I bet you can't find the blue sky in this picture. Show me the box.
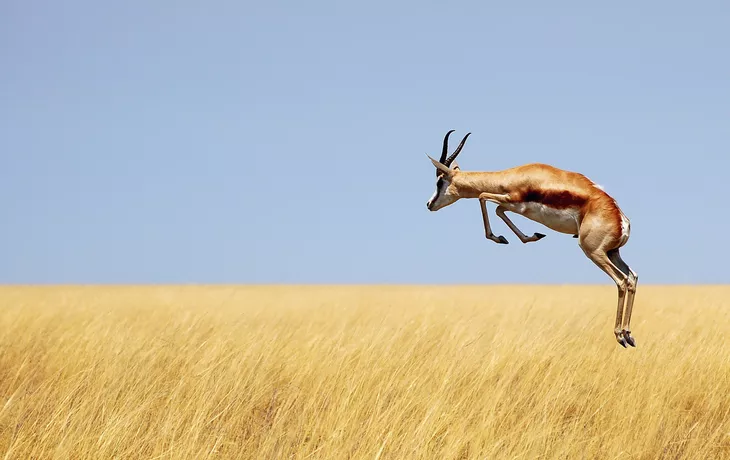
[1,1,728,284]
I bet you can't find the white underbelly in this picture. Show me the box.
[509,202,580,234]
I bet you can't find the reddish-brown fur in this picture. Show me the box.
[521,189,586,209]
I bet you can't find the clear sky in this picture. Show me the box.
[1,1,728,284]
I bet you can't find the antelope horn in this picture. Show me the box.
[444,132,471,167]
[439,130,455,165]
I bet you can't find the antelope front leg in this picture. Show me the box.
[479,196,509,244]
[496,206,546,243]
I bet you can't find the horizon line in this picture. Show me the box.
[0,283,727,287]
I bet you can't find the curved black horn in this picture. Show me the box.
[439,129,455,164]
[444,132,471,167]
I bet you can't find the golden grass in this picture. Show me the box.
[1,285,729,459]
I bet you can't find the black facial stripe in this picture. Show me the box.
[432,178,444,202]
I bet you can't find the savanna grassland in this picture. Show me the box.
[0,285,729,459]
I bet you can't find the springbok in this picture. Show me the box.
[425,130,638,348]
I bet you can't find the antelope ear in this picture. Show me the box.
[451,160,460,171]
[426,154,453,176]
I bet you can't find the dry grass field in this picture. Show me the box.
[0,285,729,459]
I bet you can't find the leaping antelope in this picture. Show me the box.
[425,130,638,348]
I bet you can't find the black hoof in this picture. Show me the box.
[572,234,579,238]
[625,335,636,347]
[617,336,628,348]
[497,235,509,244]
[534,233,546,240]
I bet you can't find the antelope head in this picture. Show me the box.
[425,129,471,211]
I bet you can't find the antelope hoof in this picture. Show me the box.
[497,235,509,244]
[615,331,628,348]
[624,333,636,348]
[533,233,546,240]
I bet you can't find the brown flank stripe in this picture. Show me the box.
[522,189,586,209]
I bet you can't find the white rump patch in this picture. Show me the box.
[619,212,631,244]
